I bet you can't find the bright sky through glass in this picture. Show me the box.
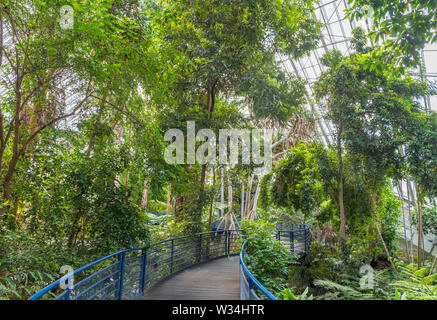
[281,0,437,116]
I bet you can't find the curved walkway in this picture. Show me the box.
[29,227,309,300]
[142,256,240,300]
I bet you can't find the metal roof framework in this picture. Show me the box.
[281,0,436,145]
[279,0,436,253]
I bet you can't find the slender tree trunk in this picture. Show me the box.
[370,193,400,277]
[406,181,415,263]
[175,195,184,218]
[226,176,233,228]
[241,182,245,219]
[3,153,19,201]
[208,168,216,230]
[398,181,410,262]
[220,168,224,218]
[0,10,3,173]
[200,164,207,189]
[200,82,216,189]
[166,183,172,216]
[245,174,254,217]
[416,194,423,268]
[85,106,104,157]
[430,251,437,276]
[3,86,22,201]
[250,184,261,220]
[337,122,346,235]
[0,9,3,67]
[124,127,132,197]
[140,177,149,211]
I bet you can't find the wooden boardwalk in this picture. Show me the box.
[141,256,240,300]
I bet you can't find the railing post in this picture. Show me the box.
[170,239,174,274]
[290,230,294,254]
[224,231,228,255]
[117,252,125,300]
[227,230,231,255]
[305,227,309,253]
[248,277,254,299]
[65,279,71,300]
[198,234,203,263]
[139,250,147,296]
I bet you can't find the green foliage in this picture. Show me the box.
[412,205,437,237]
[21,128,150,252]
[348,0,437,67]
[0,223,98,299]
[240,220,294,297]
[405,113,437,200]
[375,182,402,253]
[146,0,323,231]
[389,261,437,300]
[280,287,313,300]
[287,242,344,296]
[240,65,308,122]
[258,173,272,210]
[313,279,374,300]
[315,27,429,191]
[288,243,437,300]
[269,142,325,219]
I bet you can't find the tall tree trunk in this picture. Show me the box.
[3,87,22,201]
[370,193,400,277]
[85,106,104,157]
[3,153,19,201]
[416,190,423,268]
[140,177,150,211]
[0,10,3,173]
[0,9,3,67]
[406,181,415,263]
[124,127,132,197]
[208,168,216,230]
[200,82,216,190]
[241,182,245,219]
[430,251,437,276]
[337,122,346,235]
[398,181,410,262]
[245,174,254,217]
[175,195,184,218]
[250,184,261,220]
[220,167,224,218]
[200,164,207,190]
[166,183,172,216]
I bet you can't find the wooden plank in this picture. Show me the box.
[141,256,240,300]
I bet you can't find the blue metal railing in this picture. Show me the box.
[29,224,309,300]
[275,223,310,259]
[239,224,310,300]
[239,241,277,300]
[29,230,239,300]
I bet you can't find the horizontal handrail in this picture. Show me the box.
[239,224,310,300]
[240,241,278,300]
[29,225,309,300]
[29,230,238,300]
[28,249,128,300]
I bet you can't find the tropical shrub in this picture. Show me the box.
[240,220,294,297]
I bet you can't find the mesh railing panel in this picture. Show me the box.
[30,226,308,301]
[30,230,239,300]
[240,224,310,300]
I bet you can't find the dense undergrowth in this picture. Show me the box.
[241,220,437,300]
